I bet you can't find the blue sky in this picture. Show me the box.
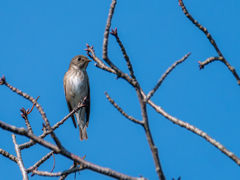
[1,0,240,179]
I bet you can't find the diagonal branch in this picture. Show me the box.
[179,0,222,57]
[100,0,137,86]
[145,52,191,102]
[58,163,77,180]
[86,45,137,86]
[105,92,143,124]
[27,151,54,173]
[178,0,240,85]
[0,121,146,180]
[141,89,240,165]
[0,76,63,148]
[0,148,18,163]
[86,44,116,74]
[12,134,29,180]
[110,28,136,79]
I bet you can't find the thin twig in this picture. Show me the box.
[105,92,143,124]
[32,166,86,177]
[145,52,191,102]
[50,153,55,172]
[0,148,18,163]
[110,28,136,79]
[26,151,54,173]
[58,163,76,180]
[20,107,34,134]
[12,134,29,180]
[27,96,40,115]
[0,121,146,180]
[198,56,222,70]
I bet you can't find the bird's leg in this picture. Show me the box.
[81,96,90,107]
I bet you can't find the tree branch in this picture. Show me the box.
[105,92,143,124]
[0,148,18,163]
[110,28,136,79]
[32,166,85,177]
[27,151,54,173]
[0,121,146,180]
[178,0,240,85]
[19,100,86,150]
[12,134,28,180]
[145,52,191,102]
[0,76,63,148]
[141,90,240,165]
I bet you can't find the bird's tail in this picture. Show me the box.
[79,125,88,141]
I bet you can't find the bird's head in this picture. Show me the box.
[69,55,91,70]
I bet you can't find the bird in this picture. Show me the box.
[63,55,91,141]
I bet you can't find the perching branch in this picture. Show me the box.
[19,100,87,150]
[0,120,145,180]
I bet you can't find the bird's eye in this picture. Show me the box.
[78,58,81,61]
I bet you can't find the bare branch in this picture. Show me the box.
[178,0,222,56]
[145,52,191,102]
[102,0,117,63]
[20,107,34,134]
[141,90,240,165]
[86,44,116,74]
[1,77,63,148]
[100,0,138,86]
[136,86,165,180]
[27,151,54,173]
[12,134,28,180]
[0,148,18,163]
[178,0,240,84]
[198,57,221,70]
[110,28,136,79]
[0,121,146,180]
[58,163,76,180]
[105,92,143,124]
[32,166,85,177]
[19,100,87,150]
[86,44,137,86]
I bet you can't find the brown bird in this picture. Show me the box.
[63,55,91,141]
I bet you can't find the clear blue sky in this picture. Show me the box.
[1,0,240,180]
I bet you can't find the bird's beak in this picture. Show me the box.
[86,59,92,63]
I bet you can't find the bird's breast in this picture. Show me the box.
[65,70,88,103]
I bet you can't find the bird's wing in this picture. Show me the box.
[64,72,77,128]
[86,77,90,127]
